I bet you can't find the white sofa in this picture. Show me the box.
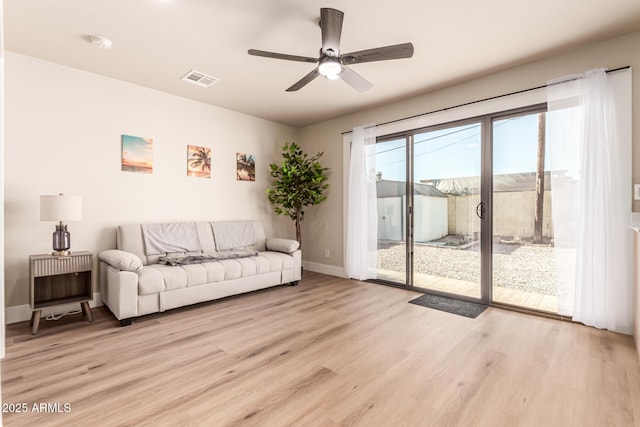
[99,221,301,326]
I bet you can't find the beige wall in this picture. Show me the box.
[492,191,553,239]
[448,192,552,239]
[0,4,5,356]
[299,31,640,271]
[634,231,640,359]
[448,194,481,237]
[4,52,298,309]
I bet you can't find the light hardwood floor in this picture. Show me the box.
[2,271,640,426]
[378,268,558,313]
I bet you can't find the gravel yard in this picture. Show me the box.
[378,242,557,296]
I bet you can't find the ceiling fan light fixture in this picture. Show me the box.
[318,57,341,77]
[247,8,414,92]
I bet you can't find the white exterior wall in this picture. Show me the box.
[414,196,448,243]
[377,195,448,242]
[377,197,403,241]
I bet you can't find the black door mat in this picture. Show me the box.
[408,294,487,319]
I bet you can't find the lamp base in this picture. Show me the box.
[51,250,72,256]
[52,223,71,256]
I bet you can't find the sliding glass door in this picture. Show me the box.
[375,137,407,285]
[491,110,557,312]
[412,122,482,299]
[374,122,483,300]
[373,105,558,313]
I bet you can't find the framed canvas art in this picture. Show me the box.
[187,145,211,178]
[122,134,153,173]
[236,153,255,181]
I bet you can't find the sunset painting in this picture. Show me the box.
[236,153,255,181]
[122,134,153,173]
[187,145,211,178]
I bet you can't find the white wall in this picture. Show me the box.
[1,0,6,357]
[299,31,640,272]
[4,52,299,312]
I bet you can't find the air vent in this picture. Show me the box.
[180,70,219,88]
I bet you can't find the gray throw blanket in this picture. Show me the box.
[158,249,258,266]
[142,222,202,255]
[210,221,256,251]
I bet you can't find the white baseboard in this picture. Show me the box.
[6,293,103,324]
[302,261,347,278]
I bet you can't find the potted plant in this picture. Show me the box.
[266,142,329,249]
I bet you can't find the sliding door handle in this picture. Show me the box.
[476,201,485,219]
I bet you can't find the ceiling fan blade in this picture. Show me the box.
[339,66,372,93]
[248,49,318,63]
[320,8,344,55]
[286,68,321,92]
[341,42,414,65]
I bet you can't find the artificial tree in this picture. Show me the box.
[266,142,329,249]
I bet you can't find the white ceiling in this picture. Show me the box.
[5,0,640,127]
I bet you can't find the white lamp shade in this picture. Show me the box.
[40,194,83,222]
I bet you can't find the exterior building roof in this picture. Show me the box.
[421,171,555,196]
[376,179,448,198]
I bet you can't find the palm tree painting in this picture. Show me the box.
[187,145,212,178]
[236,153,256,181]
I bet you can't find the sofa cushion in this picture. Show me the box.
[148,264,188,291]
[137,267,165,295]
[118,221,268,266]
[142,222,202,255]
[253,255,271,275]
[203,261,226,283]
[218,259,242,280]
[211,221,256,251]
[259,251,294,271]
[136,250,295,296]
[210,220,266,252]
[272,252,294,269]
[236,257,257,277]
[182,264,208,287]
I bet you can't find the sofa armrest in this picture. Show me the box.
[266,238,300,254]
[99,249,143,271]
[100,262,139,320]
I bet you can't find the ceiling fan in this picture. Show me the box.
[248,8,414,92]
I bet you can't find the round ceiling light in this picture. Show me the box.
[90,35,112,50]
[318,57,341,77]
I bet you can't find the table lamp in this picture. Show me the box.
[40,193,83,256]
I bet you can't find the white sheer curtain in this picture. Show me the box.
[345,125,377,280]
[548,68,632,333]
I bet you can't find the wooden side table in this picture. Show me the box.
[29,251,94,335]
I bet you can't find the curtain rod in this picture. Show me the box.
[341,65,630,135]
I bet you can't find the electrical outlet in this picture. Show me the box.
[635,184,640,200]
[324,249,330,258]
